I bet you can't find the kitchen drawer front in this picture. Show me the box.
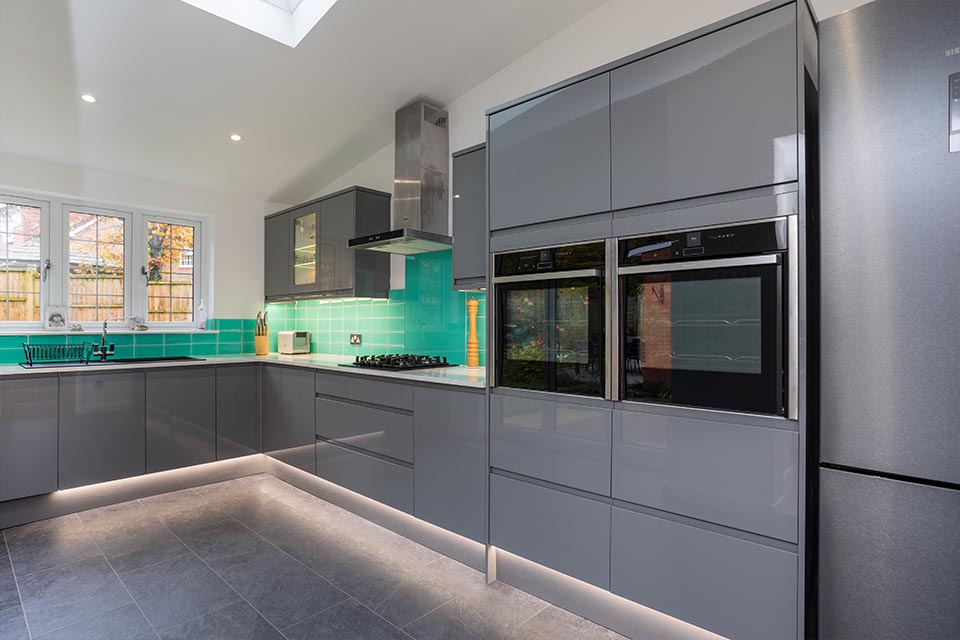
[611,506,797,640]
[610,4,797,210]
[491,393,611,495]
[490,474,610,589]
[0,375,59,502]
[315,372,413,412]
[613,409,798,542]
[315,397,413,463]
[315,440,413,514]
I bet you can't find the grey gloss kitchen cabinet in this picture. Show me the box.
[0,376,59,501]
[488,74,611,230]
[264,187,390,301]
[610,4,797,210]
[262,365,316,474]
[611,506,797,640]
[59,371,146,490]
[452,144,486,289]
[315,396,413,463]
[414,386,486,543]
[216,364,260,460]
[490,473,610,589]
[146,367,216,473]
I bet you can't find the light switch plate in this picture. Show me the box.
[349,333,362,345]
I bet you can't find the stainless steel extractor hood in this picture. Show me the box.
[349,101,452,254]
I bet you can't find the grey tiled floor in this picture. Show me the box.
[0,474,626,640]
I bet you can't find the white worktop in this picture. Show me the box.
[0,353,487,389]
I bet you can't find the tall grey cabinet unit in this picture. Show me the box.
[261,365,316,474]
[610,4,798,210]
[452,144,487,289]
[413,385,486,543]
[488,73,611,231]
[264,186,390,301]
[146,367,216,473]
[59,371,146,490]
[216,364,260,460]
[818,3,960,638]
[0,376,59,502]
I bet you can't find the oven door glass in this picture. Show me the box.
[497,276,605,397]
[621,263,782,414]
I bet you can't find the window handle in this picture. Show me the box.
[42,259,51,282]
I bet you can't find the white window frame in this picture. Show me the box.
[138,213,203,329]
[61,202,134,330]
[0,193,51,331]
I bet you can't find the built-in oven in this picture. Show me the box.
[493,241,609,398]
[616,217,798,418]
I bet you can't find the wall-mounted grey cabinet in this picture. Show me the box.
[261,365,316,474]
[264,186,390,301]
[0,376,59,502]
[414,385,487,543]
[488,73,611,231]
[146,367,216,473]
[610,5,797,210]
[59,371,146,490]
[216,364,260,460]
[452,144,487,289]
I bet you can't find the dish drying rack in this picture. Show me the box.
[22,342,94,367]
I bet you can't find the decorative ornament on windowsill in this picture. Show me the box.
[467,298,480,369]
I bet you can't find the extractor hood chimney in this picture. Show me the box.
[349,101,452,254]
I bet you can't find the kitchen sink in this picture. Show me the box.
[19,356,206,369]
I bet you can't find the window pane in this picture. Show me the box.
[0,201,42,322]
[69,211,125,322]
[147,220,194,323]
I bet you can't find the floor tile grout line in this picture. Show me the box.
[158,518,290,639]
[398,598,452,632]
[86,530,163,640]
[1,530,33,640]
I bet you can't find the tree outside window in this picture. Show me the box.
[147,221,195,322]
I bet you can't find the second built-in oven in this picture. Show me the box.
[617,218,798,418]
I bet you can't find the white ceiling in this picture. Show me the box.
[0,0,871,206]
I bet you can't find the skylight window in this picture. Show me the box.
[180,0,338,48]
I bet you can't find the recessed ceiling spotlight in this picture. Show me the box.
[230,133,243,142]
[80,93,97,103]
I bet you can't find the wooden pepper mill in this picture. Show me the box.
[467,297,480,368]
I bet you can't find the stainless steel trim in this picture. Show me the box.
[492,268,603,284]
[605,239,619,401]
[617,254,779,275]
[786,215,799,421]
[492,238,606,254]
[618,215,790,241]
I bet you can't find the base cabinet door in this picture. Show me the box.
[414,386,486,543]
[490,474,610,589]
[610,506,797,640]
[316,440,413,514]
[0,376,59,501]
[262,365,316,474]
[146,367,216,473]
[59,371,146,490]
[216,365,260,460]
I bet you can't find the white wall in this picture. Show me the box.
[0,151,286,318]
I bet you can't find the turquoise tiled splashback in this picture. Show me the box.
[0,318,255,364]
[266,250,486,365]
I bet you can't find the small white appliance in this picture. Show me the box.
[277,331,311,354]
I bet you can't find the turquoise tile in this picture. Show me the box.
[111,334,135,346]
[241,318,256,331]
[164,333,192,345]
[206,319,219,331]
[218,330,243,344]
[134,345,163,358]
[0,348,23,364]
[67,335,96,346]
[28,335,67,346]
[242,342,256,355]
[218,319,242,331]
[134,333,164,346]
[0,335,27,349]
[192,343,218,357]
[164,344,191,357]
[113,345,134,359]
[218,342,242,355]
[193,331,218,344]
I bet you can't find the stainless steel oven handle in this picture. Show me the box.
[492,268,603,284]
[617,254,779,276]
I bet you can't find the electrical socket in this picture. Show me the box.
[349,333,362,345]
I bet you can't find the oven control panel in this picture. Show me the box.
[619,219,787,266]
[495,241,605,276]
[950,72,960,153]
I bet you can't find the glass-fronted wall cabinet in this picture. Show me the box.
[264,186,390,301]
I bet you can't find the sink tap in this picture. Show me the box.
[94,316,138,361]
